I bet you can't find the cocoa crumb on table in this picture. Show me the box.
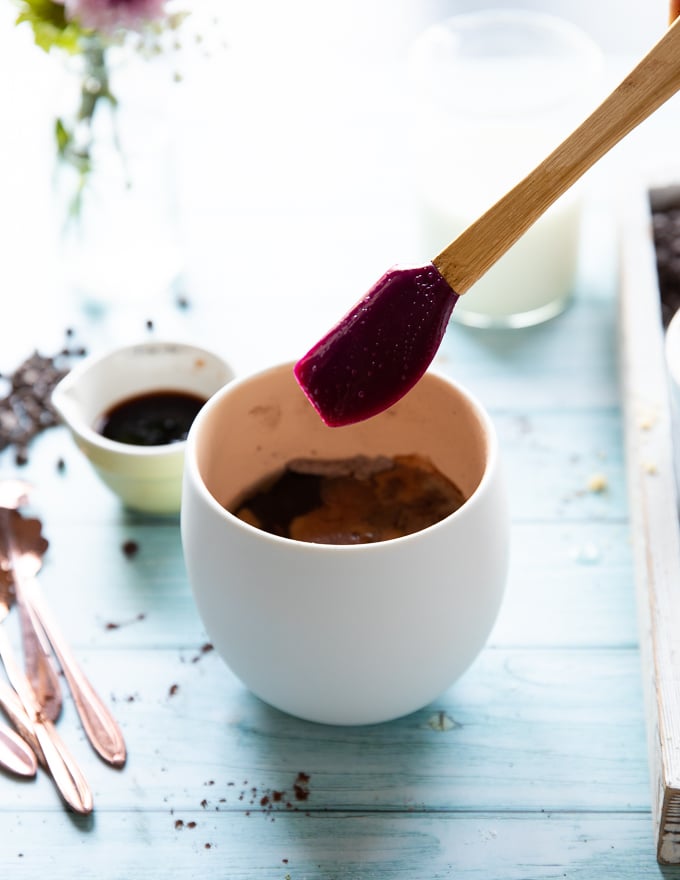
[190,643,214,663]
[121,540,140,559]
[104,612,146,630]
[293,771,311,801]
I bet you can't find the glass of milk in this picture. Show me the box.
[408,10,604,328]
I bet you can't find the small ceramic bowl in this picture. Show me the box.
[181,360,509,725]
[52,340,234,515]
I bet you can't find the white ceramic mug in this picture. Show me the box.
[181,361,509,725]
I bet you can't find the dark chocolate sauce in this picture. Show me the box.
[96,390,205,446]
[232,454,465,544]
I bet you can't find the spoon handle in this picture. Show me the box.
[0,678,42,760]
[0,716,37,777]
[0,627,93,814]
[17,594,62,722]
[21,576,127,769]
[433,15,680,293]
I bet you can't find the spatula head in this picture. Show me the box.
[294,263,458,426]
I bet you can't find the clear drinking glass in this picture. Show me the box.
[409,10,604,328]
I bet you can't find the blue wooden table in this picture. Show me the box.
[1,1,678,876]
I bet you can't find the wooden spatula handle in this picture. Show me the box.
[433,15,680,295]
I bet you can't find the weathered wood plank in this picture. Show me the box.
[0,646,649,815]
[0,811,662,880]
[619,185,680,863]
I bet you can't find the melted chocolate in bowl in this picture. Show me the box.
[232,454,466,544]
[96,390,206,446]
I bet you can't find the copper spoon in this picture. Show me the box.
[295,15,680,426]
[5,511,126,769]
[0,485,62,720]
[0,708,37,777]
[0,677,42,761]
[0,575,92,813]
[0,523,62,722]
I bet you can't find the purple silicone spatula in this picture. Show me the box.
[295,15,680,427]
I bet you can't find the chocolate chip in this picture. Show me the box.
[122,540,139,559]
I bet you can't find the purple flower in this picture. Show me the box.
[64,0,168,33]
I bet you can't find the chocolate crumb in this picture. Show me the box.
[191,642,214,663]
[293,772,311,801]
[187,821,196,829]
[204,843,211,850]
[146,319,154,331]
[0,348,86,464]
[121,540,139,559]
[168,684,179,697]
[175,819,184,829]
[200,799,208,808]
[105,613,145,631]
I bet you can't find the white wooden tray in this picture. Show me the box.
[620,184,680,864]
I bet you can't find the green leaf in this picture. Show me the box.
[54,118,70,156]
[14,0,86,53]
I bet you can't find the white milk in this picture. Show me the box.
[417,124,583,327]
[423,194,581,327]
[408,11,604,328]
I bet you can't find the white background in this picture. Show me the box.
[0,0,677,375]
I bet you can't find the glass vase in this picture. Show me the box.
[54,38,183,316]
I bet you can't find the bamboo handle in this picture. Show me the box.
[433,15,680,294]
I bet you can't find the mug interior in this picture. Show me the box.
[193,363,490,520]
